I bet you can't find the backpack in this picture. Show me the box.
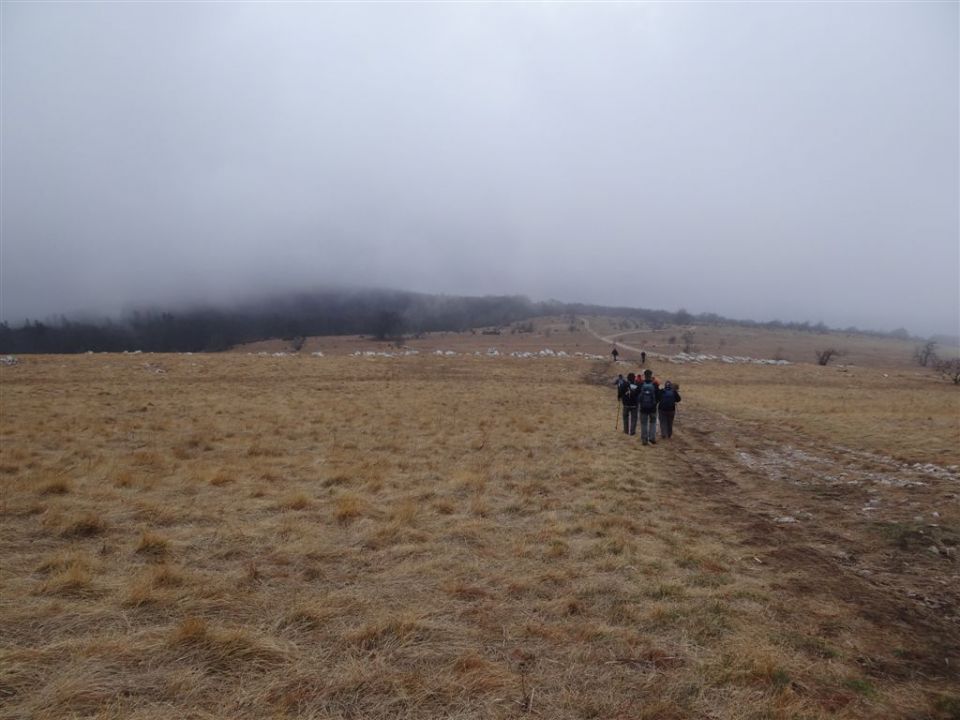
[659,388,676,411]
[621,383,640,406]
[639,381,657,411]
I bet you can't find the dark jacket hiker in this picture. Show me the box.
[619,372,640,435]
[658,381,682,439]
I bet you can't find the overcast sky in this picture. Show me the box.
[2,2,957,336]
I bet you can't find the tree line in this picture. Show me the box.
[0,291,544,353]
[0,288,924,354]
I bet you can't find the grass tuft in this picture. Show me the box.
[39,478,71,495]
[60,512,106,538]
[135,531,170,557]
[277,493,311,511]
[334,493,365,523]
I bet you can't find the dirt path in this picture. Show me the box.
[662,402,959,683]
[581,318,648,357]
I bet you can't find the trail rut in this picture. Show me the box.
[655,403,959,682]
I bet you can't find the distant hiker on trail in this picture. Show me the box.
[641,351,646,365]
[618,372,640,436]
[658,381,682,440]
[638,369,660,445]
[611,346,619,361]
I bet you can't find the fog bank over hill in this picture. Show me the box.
[2,287,952,356]
[2,2,957,336]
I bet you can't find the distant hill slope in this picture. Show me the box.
[0,287,945,355]
[235,314,941,371]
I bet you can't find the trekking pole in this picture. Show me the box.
[615,399,621,431]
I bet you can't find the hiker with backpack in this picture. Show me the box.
[618,372,640,436]
[658,381,682,439]
[638,369,660,445]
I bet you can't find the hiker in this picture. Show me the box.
[638,369,660,445]
[641,351,646,365]
[658,380,682,439]
[611,346,619,361]
[618,372,640,436]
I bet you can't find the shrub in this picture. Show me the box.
[934,357,960,385]
[815,348,841,366]
[913,340,938,367]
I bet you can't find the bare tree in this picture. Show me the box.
[913,340,938,367]
[815,348,841,366]
[289,336,305,353]
[681,330,696,353]
[934,357,960,385]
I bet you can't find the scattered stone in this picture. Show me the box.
[664,351,790,366]
[774,516,797,523]
[1,355,19,366]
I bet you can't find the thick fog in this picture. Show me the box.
[2,2,957,336]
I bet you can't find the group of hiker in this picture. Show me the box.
[614,366,681,445]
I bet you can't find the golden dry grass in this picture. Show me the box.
[682,362,960,467]
[1,342,958,719]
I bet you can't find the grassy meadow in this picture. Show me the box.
[1,341,958,719]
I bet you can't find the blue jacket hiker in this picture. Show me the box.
[638,369,660,445]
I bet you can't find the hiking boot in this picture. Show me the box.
[649,439,657,445]
[642,440,648,446]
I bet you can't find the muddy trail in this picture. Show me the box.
[657,403,960,686]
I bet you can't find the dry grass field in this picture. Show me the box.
[1,329,958,719]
